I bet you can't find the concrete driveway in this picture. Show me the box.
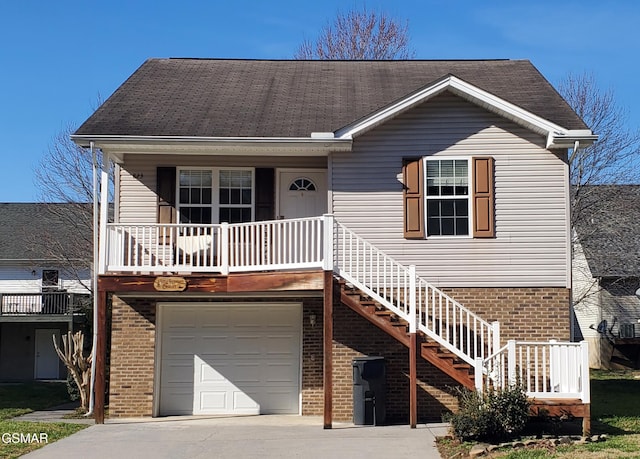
[22,416,447,459]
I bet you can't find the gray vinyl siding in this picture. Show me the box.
[332,93,570,288]
[118,154,327,224]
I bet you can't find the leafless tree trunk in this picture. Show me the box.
[53,331,92,412]
[294,7,415,60]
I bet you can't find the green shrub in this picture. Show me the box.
[446,385,530,443]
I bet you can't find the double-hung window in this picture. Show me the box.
[177,168,254,224]
[403,156,494,239]
[425,159,470,237]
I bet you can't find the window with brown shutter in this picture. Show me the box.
[157,167,176,224]
[403,158,425,238]
[403,156,495,239]
[472,156,495,238]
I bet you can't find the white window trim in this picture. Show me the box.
[176,166,255,224]
[424,157,472,239]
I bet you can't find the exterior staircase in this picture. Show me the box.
[338,278,475,389]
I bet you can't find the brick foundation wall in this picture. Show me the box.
[106,286,569,420]
[108,296,156,417]
[440,287,571,342]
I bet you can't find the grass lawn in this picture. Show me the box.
[437,369,640,458]
[0,382,88,459]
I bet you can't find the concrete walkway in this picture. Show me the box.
[18,409,448,459]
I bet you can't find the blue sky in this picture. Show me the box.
[1,0,639,202]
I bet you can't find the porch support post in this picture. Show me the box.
[323,269,333,429]
[409,331,417,428]
[408,264,417,428]
[94,285,108,424]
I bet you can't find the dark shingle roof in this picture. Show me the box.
[74,59,587,138]
[574,185,640,278]
[0,203,91,263]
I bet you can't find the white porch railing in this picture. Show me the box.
[482,340,590,403]
[103,217,324,275]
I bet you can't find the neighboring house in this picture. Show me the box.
[72,59,595,429]
[572,185,640,369]
[0,203,91,381]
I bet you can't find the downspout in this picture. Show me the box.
[569,140,579,342]
[86,142,98,416]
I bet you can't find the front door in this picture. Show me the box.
[35,329,60,379]
[278,170,327,219]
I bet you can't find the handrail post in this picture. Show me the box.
[507,340,517,387]
[408,265,416,333]
[580,340,590,404]
[220,223,229,275]
[492,321,501,357]
[474,357,484,393]
[322,214,334,272]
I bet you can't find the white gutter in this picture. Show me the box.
[546,130,598,149]
[70,134,352,153]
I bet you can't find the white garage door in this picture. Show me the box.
[158,303,301,416]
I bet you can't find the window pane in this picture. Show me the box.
[456,218,469,236]
[441,200,454,216]
[242,189,251,204]
[441,185,454,196]
[220,170,230,187]
[455,199,468,216]
[179,188,189,204]
[219,208,229,223]
[191,188,201,204]
[427,200,440,218]
[441,218,454,236]
[426,161,439,178]
[427,217,440,236]
[219,188,229,204]
[230,189,241,204]
[202,188,212,205]
[440,160,454,177]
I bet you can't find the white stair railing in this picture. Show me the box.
[483,340,590,403]
[333,220,499,368]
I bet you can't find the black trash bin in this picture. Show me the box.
[352,356,386,425]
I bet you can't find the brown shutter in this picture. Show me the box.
[472,157,495,238]
[403,158,424,239]
[157,167,176,224]
[255,168,275,221]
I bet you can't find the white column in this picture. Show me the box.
[322,214,334,271]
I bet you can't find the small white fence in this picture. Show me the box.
[481,340,590,403]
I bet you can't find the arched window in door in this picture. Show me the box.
[288,177,317,191]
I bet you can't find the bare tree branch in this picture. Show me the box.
[294,7,415,60]
[33,123,114,296]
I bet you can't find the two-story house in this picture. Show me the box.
[72,59,594,430]
[0,203,91,381]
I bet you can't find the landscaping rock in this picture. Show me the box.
[469,443,490,458]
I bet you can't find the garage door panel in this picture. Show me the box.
[232,390,260,412]
[164,335,197,355]
[162,361,194,383]
[265,363,298,383]
[198,357,227,383]
[159,303,301,416]
[199,391,228,411]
